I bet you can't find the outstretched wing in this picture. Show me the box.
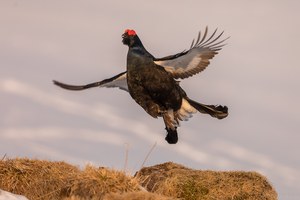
[154,27,229,79]
[53,71,128,92]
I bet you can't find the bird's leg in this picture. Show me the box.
[146,102,164,118]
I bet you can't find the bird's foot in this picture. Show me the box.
[165,127,178,144]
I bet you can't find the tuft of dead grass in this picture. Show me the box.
[0,158,140,200]
[0,157,79,199]
[136,162,278,200]
[69,165,140,199]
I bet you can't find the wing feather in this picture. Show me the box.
[154,27,229,79]
[53,71,128,92]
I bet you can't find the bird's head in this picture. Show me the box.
[122,29,143,48]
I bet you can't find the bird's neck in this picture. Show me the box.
[127,46,154,71]
[126,35,155,71]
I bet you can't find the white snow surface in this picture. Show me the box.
[0,190,28,200]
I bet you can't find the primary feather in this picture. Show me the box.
[53,71,128,91]
[154,27,229,79]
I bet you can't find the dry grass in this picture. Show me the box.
[136,162,278,200]
[0,158,141,200]
[0,158,78,199]
[104,191,175,200]
[0,158,277,200]
[65,192,175,200]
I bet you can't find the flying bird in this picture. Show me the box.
[53,27,229,144]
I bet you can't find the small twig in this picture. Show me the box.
[134,142,157,180]
[123,143,130,173]
[1,154,7,161]
[140,142,157,170]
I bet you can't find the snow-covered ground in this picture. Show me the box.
[0,190,28,200]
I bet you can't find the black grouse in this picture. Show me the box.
[53,27,229,144]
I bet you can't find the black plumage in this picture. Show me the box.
[53,28,229,144]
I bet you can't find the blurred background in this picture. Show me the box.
[1,1,299,199]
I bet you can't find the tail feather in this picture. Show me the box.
[162,98,227,144]
[186,98,228,119]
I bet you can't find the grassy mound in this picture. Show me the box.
[136,162,277,200]
[0,158,277,200]
[0,158,141,199]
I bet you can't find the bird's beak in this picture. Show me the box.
[122,33,128,45]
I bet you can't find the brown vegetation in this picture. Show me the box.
[0,158,277,200]
[136,162,277,200]
[0,158,140,199]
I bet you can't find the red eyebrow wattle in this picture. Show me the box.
[125,29,136,36]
